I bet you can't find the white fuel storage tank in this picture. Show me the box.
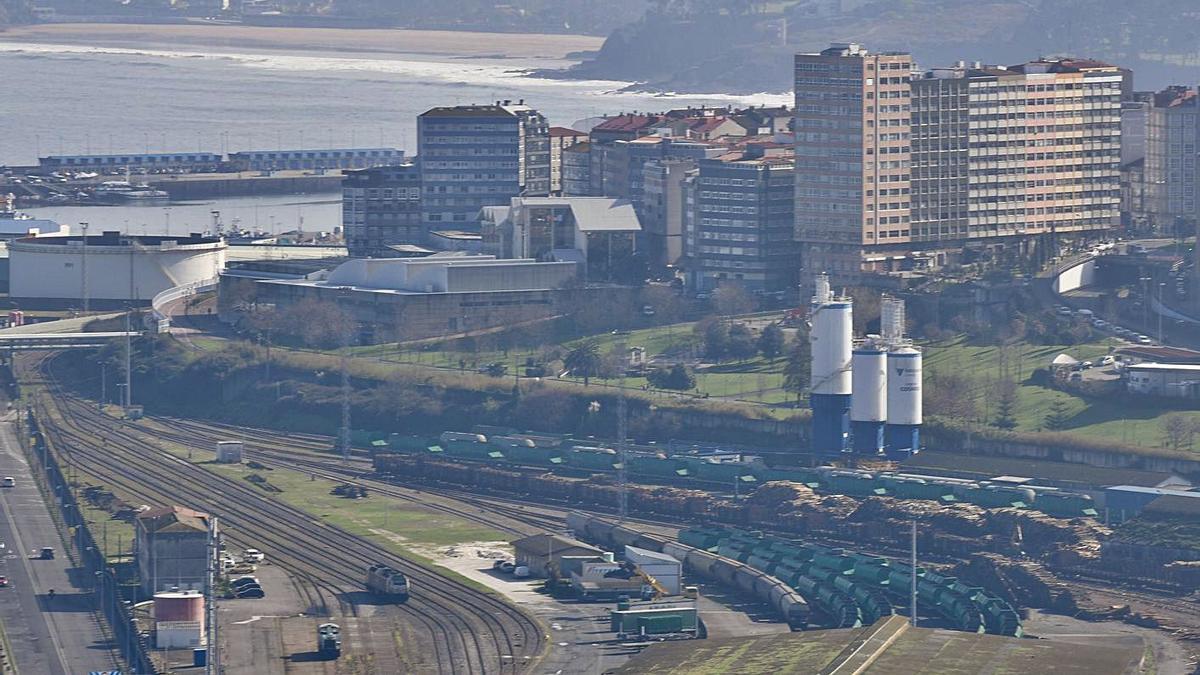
[850,346,887,454]
[885,347,922,458]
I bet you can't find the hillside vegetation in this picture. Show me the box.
[567,0,1200,93]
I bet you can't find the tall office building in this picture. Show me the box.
[342,162,422,258]
[795,43,1123,278]
[417,102,550,229]
[794,43,913,280]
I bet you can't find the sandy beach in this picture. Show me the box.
[0,22,605,59]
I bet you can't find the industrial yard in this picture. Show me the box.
[1,332,1193,673]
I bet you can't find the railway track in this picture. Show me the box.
[31,351,1200,658]
[27,353,546,675]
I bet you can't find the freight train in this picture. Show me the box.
[565,512,810,630]
[378,431,1099,519]
[365,563,410,600]
[679,526,1021,637]
[317,623,341,659]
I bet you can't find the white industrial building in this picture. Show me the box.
[627,545,682,595]
[1126,363,1200,399]
[9,232,225,306]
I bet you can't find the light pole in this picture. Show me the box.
[1159,282,1166,344]
[80,222,90,313]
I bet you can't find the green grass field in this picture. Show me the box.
[923,336,1200,449]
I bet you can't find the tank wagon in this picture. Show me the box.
[679,525,1021,637]
[566,512,810,629]
[378,434,1098,519]
[317,623,341,659]
[365,564,410,600]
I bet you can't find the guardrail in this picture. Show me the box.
[147,277,219,334]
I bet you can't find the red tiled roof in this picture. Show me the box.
[592,114,662,132]
[550,126,587,138]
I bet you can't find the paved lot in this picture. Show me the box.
[0,420,120,674]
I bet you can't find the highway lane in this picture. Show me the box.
[0,418,121,674]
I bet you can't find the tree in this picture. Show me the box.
[696,318,730,361]
[926,371,979,421]
[1044,398,1071,431]
[564,340,603,386]
[647,364,695,390]
[992,380,1018,430]
[727,323,757,361]
[713,285,753,319]
[1160,413,1200,452]
[782,333,811,405]
[757,323,785,359]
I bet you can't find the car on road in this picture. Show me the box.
[0,576,9,587]
[38,547,55,560]
[1,477,13,488]
[1137,335,1153,345]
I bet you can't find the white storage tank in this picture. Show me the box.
[850,346,887,454]
[8,232,226,306]
[885,347,923,458]
[215,441,244,464]
[809,286,853,456]
[154,590,205,649]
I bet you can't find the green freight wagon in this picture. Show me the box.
[610,605,698,636]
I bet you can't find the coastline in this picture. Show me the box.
[0,22,605,60]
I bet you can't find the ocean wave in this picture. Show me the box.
[0,40,790,105]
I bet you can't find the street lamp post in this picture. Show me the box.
[1159,282,1166,344]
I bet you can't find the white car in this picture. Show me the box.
[242,549,265,564]
[1137,335,1153,345]
[1,477,13,488]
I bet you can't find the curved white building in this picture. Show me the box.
[9,232,225,306]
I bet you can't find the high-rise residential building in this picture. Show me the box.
[689,145,798,292]
[909,59,1122,264]
[640,158,697,269]
[1144,86,1200,232]
[794,43,913,279]
[795,43,1124,278]
[562,142,592,196]
[342,162,422,258]
[549,127,588,194]
[417,102,550,229]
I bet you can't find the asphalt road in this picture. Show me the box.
[0,418,121,674]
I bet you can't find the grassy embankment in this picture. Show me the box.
[924,336,1200,449]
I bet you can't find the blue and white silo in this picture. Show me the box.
[850,344,887,454]
[809,276,853,456]
[885,346,923,458]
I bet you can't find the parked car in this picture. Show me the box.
[235,585,265,599]
[230,576,260,590]
[242,549,265,564]
[1137,335,1153,345]
[1,477,13,488]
